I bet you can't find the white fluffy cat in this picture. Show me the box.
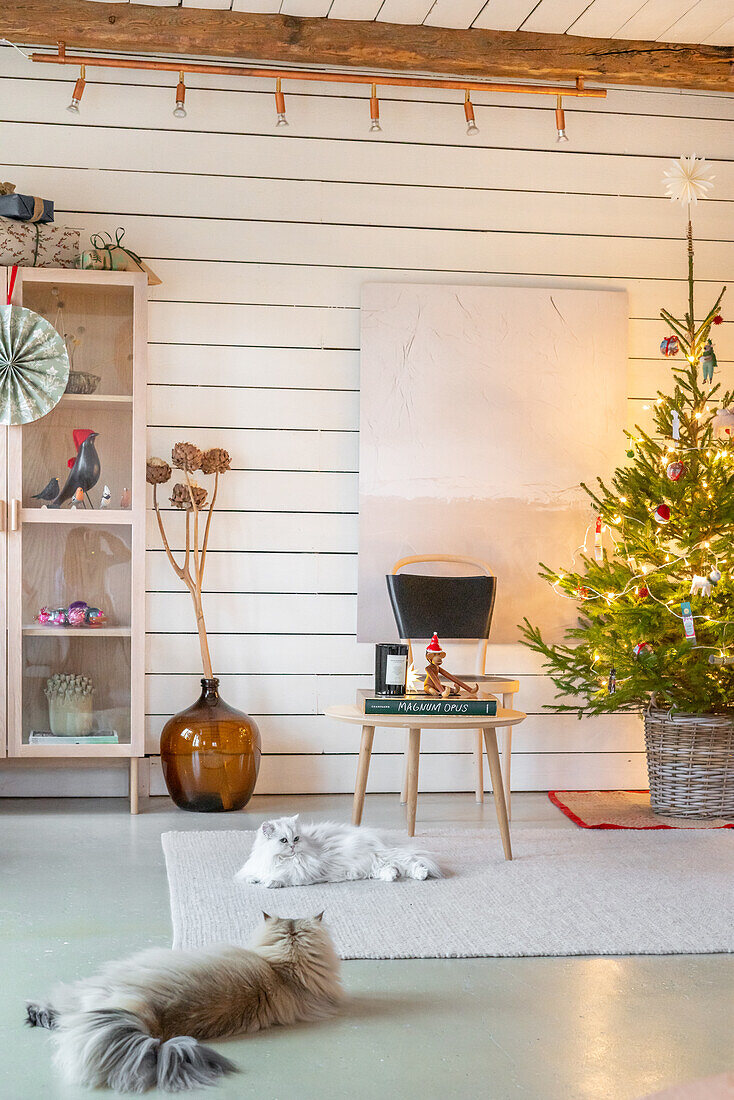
[236,815,441,888]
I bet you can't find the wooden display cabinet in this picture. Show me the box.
[2,268,146,812]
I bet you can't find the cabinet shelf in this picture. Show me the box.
[23,625,132,637]
[60,393,132,406]
[21,508,133,525]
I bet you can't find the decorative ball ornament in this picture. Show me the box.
[660,335,679,357]
[633,642,653,660]
[713,314,724,325]
[653,504,671,524]
[666,461,686,482]
[0,305,70,425]
[636,586,650,599]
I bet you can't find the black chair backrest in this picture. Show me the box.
[386,573,497,641]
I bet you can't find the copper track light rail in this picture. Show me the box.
[29,42,607,100]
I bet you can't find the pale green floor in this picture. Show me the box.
[1,792,732,1100]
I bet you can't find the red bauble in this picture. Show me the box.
[713,314,724,325]
[636,586,650,599]
[653,504,671,524]
[666,461,686,482]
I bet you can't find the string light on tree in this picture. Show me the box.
[522,155,734,716]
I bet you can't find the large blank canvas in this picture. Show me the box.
[358,284,628,644]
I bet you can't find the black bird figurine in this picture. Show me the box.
[49,432,101,509]
[32,477,60,502]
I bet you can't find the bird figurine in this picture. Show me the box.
[32,477,60,503]
[48,430,101,509]
[120,487,131,510]
[99,485,111,509]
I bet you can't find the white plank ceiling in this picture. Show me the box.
[90,0,734,44]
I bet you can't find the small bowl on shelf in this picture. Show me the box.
[65,371,101,395]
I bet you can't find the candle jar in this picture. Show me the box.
[374,643,408,696]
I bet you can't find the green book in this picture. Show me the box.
[363,697,497,717]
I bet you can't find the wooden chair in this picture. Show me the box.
[387,554,518,815]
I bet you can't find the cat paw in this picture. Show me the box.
[262,880,283,889]
[375,865,398,882]
[411,864,429,880]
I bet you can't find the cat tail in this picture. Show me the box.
[54,1008,237,1093]
[386,846,442,879]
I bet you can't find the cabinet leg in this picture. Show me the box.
[352,725,374,826]
[130,757,139,816]
[405,728,421,837]
[483,728,512,861]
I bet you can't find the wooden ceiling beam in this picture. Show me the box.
[1,0,732,94]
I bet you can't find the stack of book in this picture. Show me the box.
[29,731,119,745]
[358,690,497,717]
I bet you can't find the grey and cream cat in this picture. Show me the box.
[26,913,342,1093]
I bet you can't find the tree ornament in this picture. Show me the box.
[607,667,616,694]
[713,314,723,325]
[666,460,686,481]
[594,515,603,562]
[636,586,650,599]
[632,642,653,660]
[653,504,671,524]
[709,568,722,587]
[712,407,734,439]
[708,653,734,666]
[681,600,696,641]
[671,411,681,440]
[701,339,717,383]
[660,335,679,356]
[690,574,713,597]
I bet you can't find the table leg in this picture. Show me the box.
[352,725,375,826]
[474,730,484,803]
[483,728,512,861]
[502,691,514,822]
[400,734,409,804]
[129,757,139,816]
[405,728,421,837]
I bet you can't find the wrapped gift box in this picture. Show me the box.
[0,193,54,223]
[0,217,80,268]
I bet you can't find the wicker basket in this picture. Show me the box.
[644,707,734,818]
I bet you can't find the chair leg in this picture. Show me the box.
[483,728,512,861]
[352,725,375,826]
[474,729,484,803]
[502,693,515,822]
[400,733,409,804]
[405,728,421,837]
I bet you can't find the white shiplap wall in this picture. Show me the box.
[2,47,734,796]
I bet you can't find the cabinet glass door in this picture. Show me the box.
[6,272,141,758]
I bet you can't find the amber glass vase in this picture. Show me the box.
[160,678,261,812]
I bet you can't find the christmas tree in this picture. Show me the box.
[521,156,734,716]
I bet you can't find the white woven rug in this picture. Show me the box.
[162,827,734,959]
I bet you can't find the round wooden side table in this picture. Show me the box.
[325,704,526,860]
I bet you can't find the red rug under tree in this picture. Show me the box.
[549,790,734,830]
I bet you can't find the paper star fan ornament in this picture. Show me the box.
[662,155,715,205]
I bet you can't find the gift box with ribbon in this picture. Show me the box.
[0,193,54,224]
[0,217,80,268]
[77,228,162,286]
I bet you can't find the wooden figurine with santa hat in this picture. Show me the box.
[423,633,479,698]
